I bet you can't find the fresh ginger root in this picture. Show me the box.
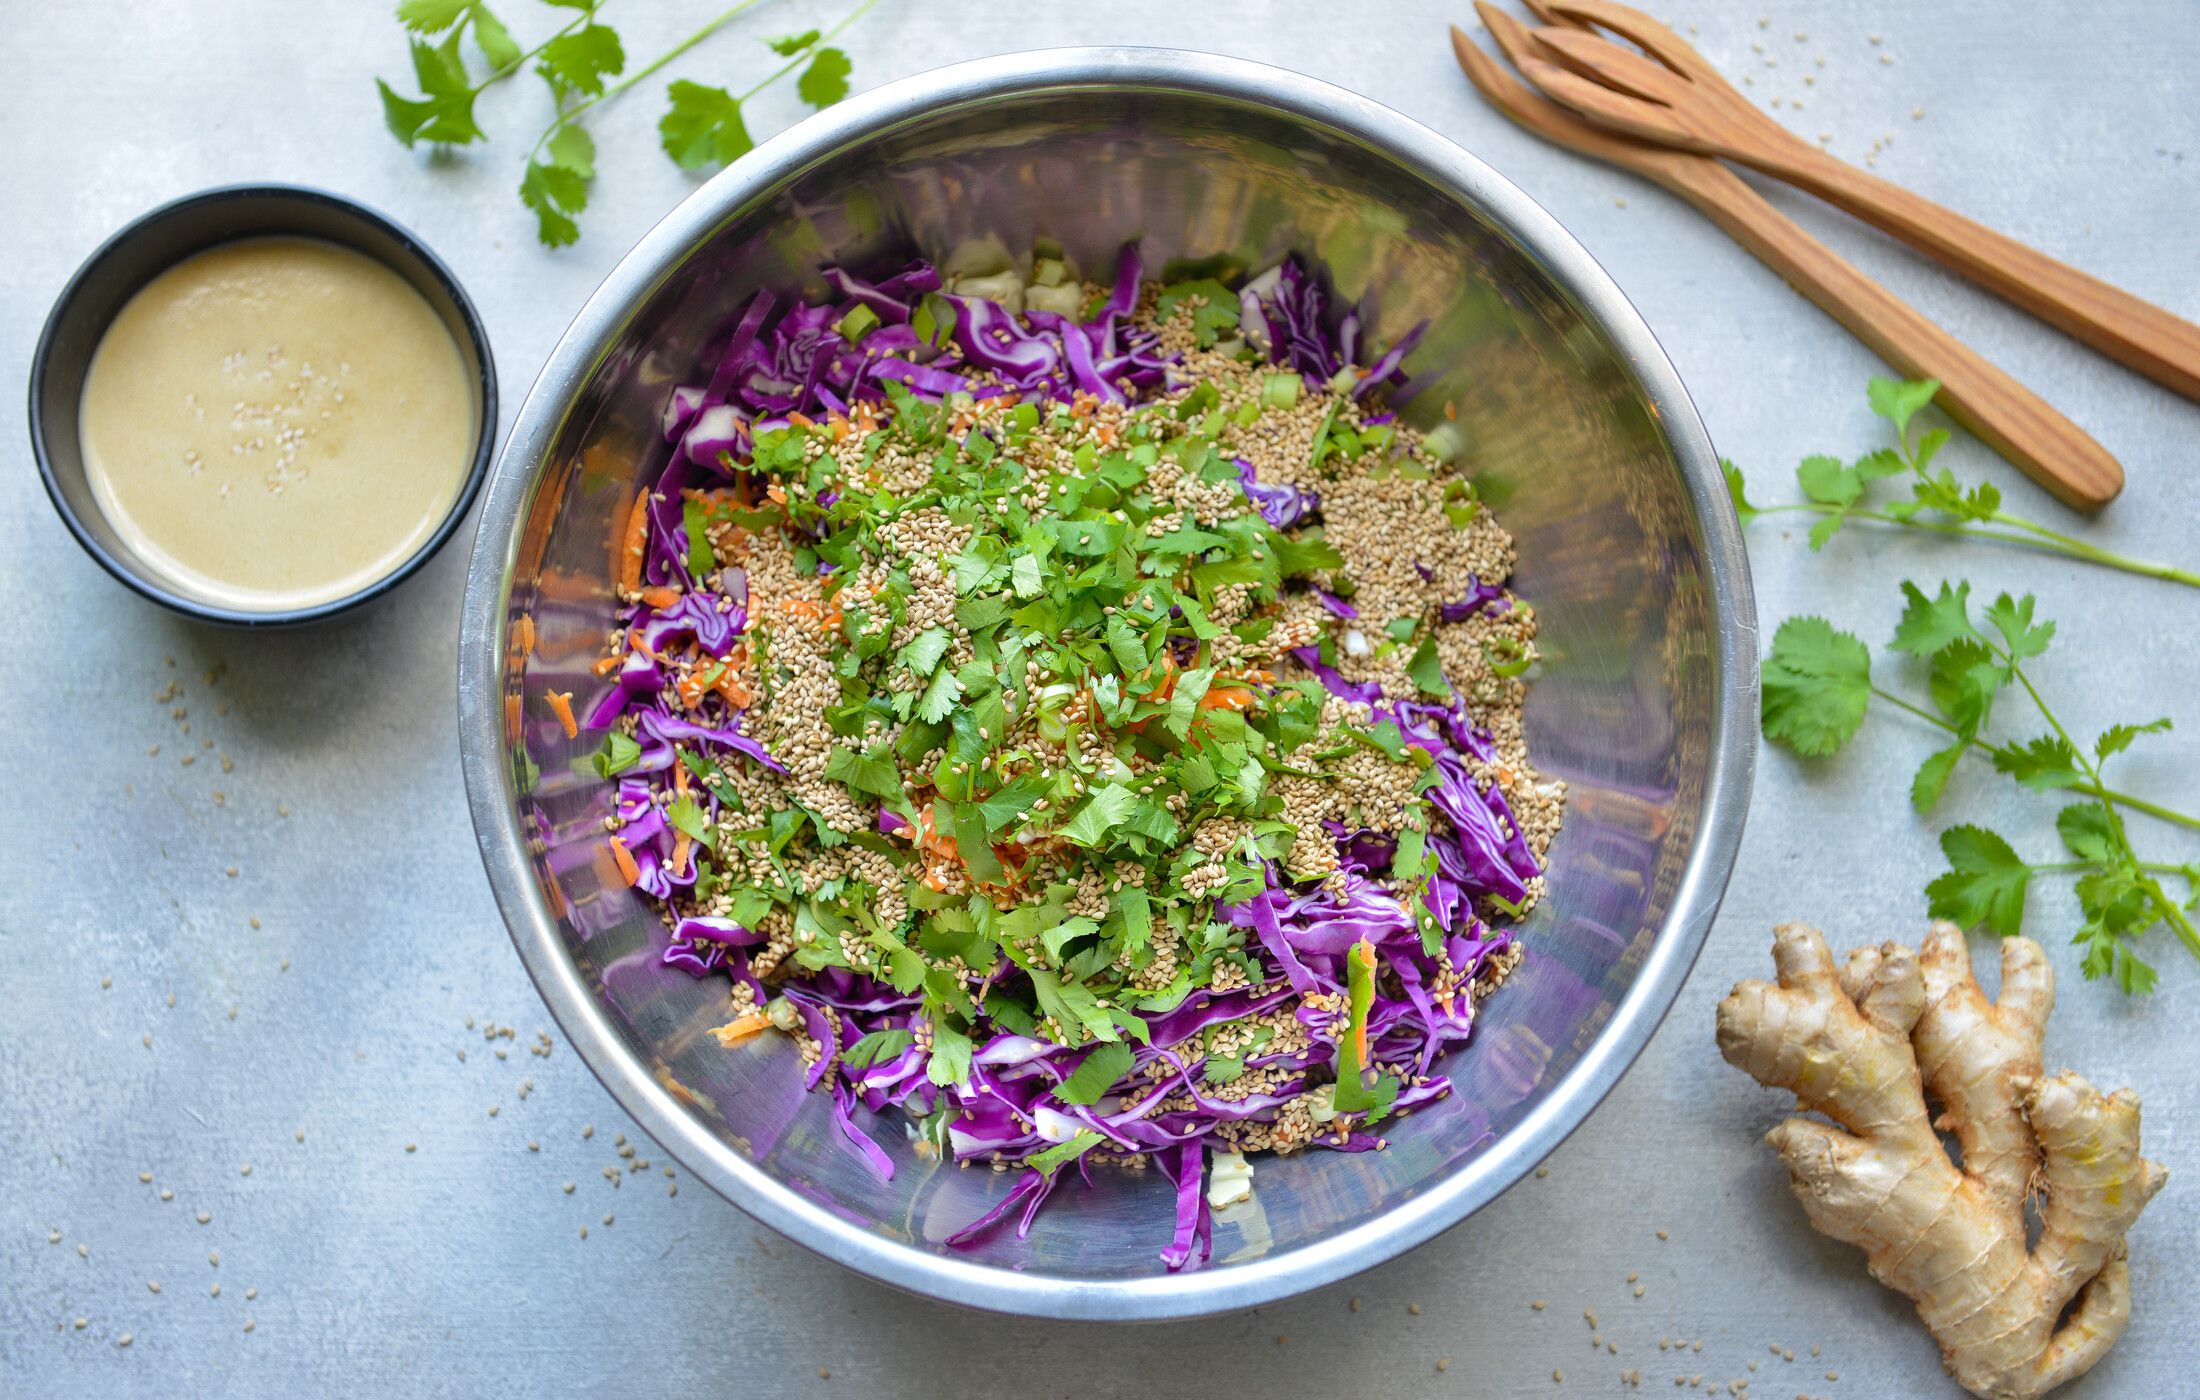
[1716,921,2166,1399]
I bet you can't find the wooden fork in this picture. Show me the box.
[1510,0,2200,405]
[1451,8,2123,509]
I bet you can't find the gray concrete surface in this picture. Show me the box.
[4,1,2196,1394]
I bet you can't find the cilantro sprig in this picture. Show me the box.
[377,0,876,247]
[1762,583,2200,992]
[1726,378,2198,590]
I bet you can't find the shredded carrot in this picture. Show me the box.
[672,759,691,798]
[670,831,692,879]
[607,836,641,886]
[629,631,660,663]
[1199,685,1257,713]
[639,585,682,610]
[592,654,621,677]
[546,690,578,739]
[828,415,851,443]
[515,612,536,658]
[617,491,651,594]
[1444,399,1458,421]
[714,670,755,708]
[710,1011,772,1045]
[765,482,789,506]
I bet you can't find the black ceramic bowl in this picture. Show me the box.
[27,184,497,627]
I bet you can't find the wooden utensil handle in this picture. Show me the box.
[1654,159,2124,508]
[1755,142,2200,403]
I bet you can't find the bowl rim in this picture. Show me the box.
[458,46,1757,1322]
[27,182,498,628]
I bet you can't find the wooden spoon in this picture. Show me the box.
[1453,8,2123,509]
[1509,0,2200,406]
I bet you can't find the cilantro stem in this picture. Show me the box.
[480,7,600,89]
[530,0,776,161]
[2030,860,2194,876]
[1869,685,2200,833]
[1869,685,1956,733]
[736,0,877,103]
[1753,504,2200,590]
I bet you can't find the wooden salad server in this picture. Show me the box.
[1510,0,2200,409]
[1452,8,2124,509]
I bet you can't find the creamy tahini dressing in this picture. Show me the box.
[79,237,476,610]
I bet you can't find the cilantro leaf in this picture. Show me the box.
[925,1017,973,1087]
[1154,279,1243,348]
[768,28,822,56]
[1926,638,2005,734]
[901,626,950,677]
[1055,1040,1134,1105]
[1867,376,1939,437]
[659,80,752,171]
[1059,782,1138,847]
[1991,735,2085,791]
[1722,459,1760,528]
[1983,593,2054,662]
[2097,718,2171,763]
[1926,825,2033,937]
[1406,636,1450,698]
[1796,454,1862,508]
[538,22,624,98]
[915,665,964,724]
[1163,666,1216,739]
[379,31,483,146]
[796,47,852,108]
[842,1028,914,1072]
[1910,741,1965,813]
[592,731,642,778]
[2055,802,2122,865]
[519,156,587,248]
[1890,580,1978,657]
[1203,1055,1245,1084]
[1105,614,1150,677]
[1026,1131,1102,1177]
[1854,448,1909,482]
[823,744,901,802]
[682,494,716,576]
[1760,617,1872,757]
[397,0,472,32]
[470,4,521,71]
[1029,968,1117,1045]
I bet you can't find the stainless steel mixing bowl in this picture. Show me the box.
[458,48,1756,1321]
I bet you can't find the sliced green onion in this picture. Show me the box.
[837,303,880,345]
[1259,372,1303,410]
